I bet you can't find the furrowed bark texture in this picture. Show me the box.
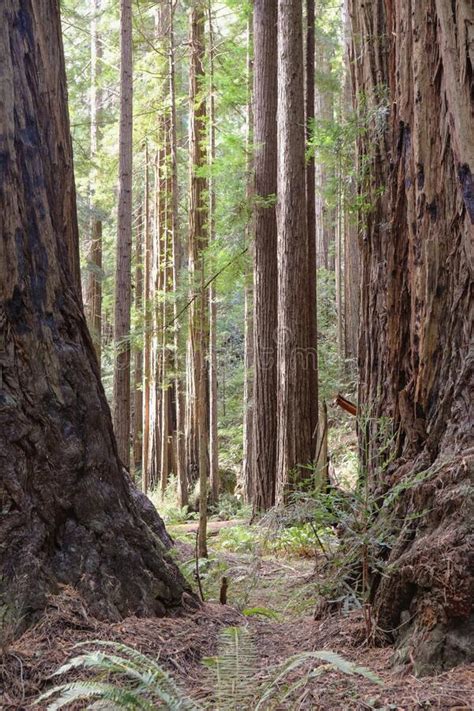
[242,13,254,504]
[0,0,191,623]
[306,0,319,455]
[275,0,313,504]
[168,2,187,508]
[252,0,278,511]
[187,4,209,556]
[84,0,103,364]
[350,0,474,673]
[112,0,133,469]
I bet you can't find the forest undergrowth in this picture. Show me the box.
[2,511,473,710]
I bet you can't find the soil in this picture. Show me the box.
[1,526,473,710]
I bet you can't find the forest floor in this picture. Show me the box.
[2,523,473,710]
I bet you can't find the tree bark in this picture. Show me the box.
[350,0,474,673]
[306,0,319,455]
[252,0,278,512]
[0,0,191,623]
[84,0,103,365]
[112,0,133,469]
[242,13,254,504]
[132,203,143,472]
[187,4,209,556]
[168,1,187,508]
[160,117,172,499]
[141,143,152,493]
[208,1,219,506]
[275,0,313,504]
[342,5,359,368]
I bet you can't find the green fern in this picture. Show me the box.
[37,641,200,710]
[255,649,383,710]
[203,626,258,710]
[37,632,383,710]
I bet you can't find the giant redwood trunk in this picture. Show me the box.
[349,0,474,673]
[0,0,190,624]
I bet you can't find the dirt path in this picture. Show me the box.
[2,522,473,710]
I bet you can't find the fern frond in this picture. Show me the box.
[37,680,153,710]
[204,626,258,711]
[38,641,201,711]
[255,650,383,709]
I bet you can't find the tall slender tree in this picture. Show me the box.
[242,13,254,504]
[0,0,190,621]
[187,3,209,556]
[142,142,152,492]
[168,1,187,507]
[275,0,313,504]
[207,0,219,506]
[85,0,103,364]
[113,0,133,468]
[133,203,144,472]
[342,0,359,368]
[252,0,278,511]
[306,0,319,455]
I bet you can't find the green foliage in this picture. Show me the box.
[148,476,194,524]
[255,650,382,710]
[203,627,258,710]
[216,525,256,554]
[209,493,251,522]
[37,641,199,710]
[39,632,382,710]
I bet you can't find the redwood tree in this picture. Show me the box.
[275,0,313,504]
[0,0,190,623]
[306,0,318,454]
[186,3,209,556]
[85,0,103,364]
[112,0,133,469]
[350,0,474,673]
[252,0,278,511]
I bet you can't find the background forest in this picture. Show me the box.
[0,0,472,708]
[63,0,357,517]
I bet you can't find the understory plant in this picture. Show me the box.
[38,628,382,710]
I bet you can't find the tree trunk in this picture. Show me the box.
[208,1,219,506]
[85,0,103,365]
[306,0,319,455]
[142,143,152,493]
[187,4,209,556]
[252,0,278,512]
[342,7,359,368]
[275,0,313,504]
[335,147,344,360]
[350,0,474,673]
[112,0,133,469]
[0,0,191,623]
[242,14,254,504]
[133,204,143,472]
[150,142,165,491]
[160,119,172,499]
[168,1,187,508]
